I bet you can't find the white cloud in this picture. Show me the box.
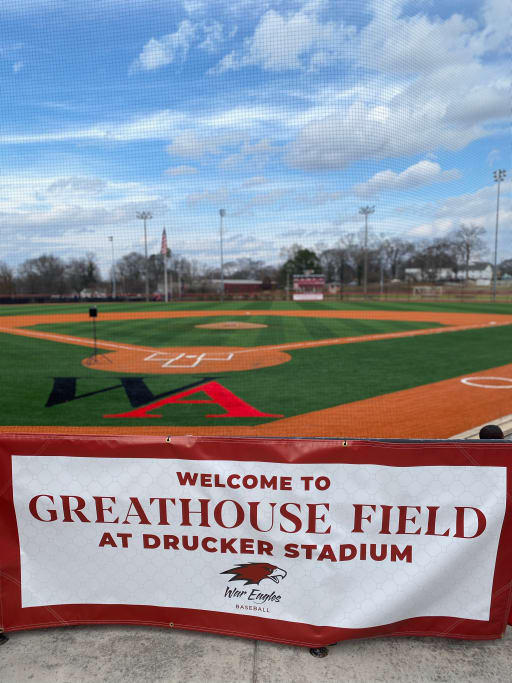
[286,102,468,170]
[487,148,501,167]
[241,188,287,210]
[444,85,510,125]
[209,51,238,74]
[198,104,291,130]
[182,0,206,14]
[199,21,224,52]
[166,130,245,159]
[284,70,505,170]
[0,109,186,144]
[284,0,509,170]
[240,176,269,188]
[133,20,196,71]
[186,187,229,205]
[407,179,511,253]
[0,103,291,153]
[213,0,354,72]
[353,161,461,197]
[436,179,511,225]
[165,165,198,176]
[359,4,479,75]
[46,177,107,195]
[292,188,343,206]
[0,173,167,234]
[408,219,454,239]
[219,137,273,169]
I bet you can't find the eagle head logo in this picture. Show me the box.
[221,562,287,586]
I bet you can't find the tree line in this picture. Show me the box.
[0,224,510,296]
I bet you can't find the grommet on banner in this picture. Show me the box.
[165,436,172,444]
[169,622,174,628]
[342,440,348,447]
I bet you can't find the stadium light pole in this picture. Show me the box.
[492,169,506,302]
[359,205,375,297]
[219,209,226,302]
[108,235,116,299]
[136,211,152,302]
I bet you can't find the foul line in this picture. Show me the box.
[231,321,511,355]
[0,326,154,354]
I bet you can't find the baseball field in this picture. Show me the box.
[0,299,511,439]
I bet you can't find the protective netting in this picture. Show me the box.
[0,1,510,438]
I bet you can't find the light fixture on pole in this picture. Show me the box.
[108,236,116,299]
[492,169,506,302]
[359,205,375,297]
[136,211,152,302]
[219,209,226,302]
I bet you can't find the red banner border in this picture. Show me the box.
[1,434,511,647]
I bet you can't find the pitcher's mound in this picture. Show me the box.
[195,321,268,330]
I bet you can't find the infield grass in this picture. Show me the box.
[31,316,445,348]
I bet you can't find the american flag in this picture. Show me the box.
[160,228,168,255]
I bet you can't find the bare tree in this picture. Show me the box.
[499,259,512,278]
[0,261,15,295]
[380,238,416,280]
[115,252,145,295]
[66,252,100,295]
[17,254,67,294]
[409,239,457,281]
[454,224,487,280]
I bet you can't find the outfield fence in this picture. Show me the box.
[1,284,512,306]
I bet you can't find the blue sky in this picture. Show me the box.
[0,0,509,274]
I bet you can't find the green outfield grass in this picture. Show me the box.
[30,316,445,348]
[0,323,510,427]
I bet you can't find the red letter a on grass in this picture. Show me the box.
[104,381,283,419]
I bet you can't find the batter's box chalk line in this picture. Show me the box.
[144,351,235,368]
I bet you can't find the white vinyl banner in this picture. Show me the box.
[11,455,507,629]
[293,293,324,300]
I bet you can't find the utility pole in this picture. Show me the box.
[492,169,506,302]
[108,236,116,299]
[136,211,152,302]
[359,206,375,297]
[219,209,226,302]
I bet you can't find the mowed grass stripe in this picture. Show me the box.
[0,324,510,427]
[1,299,512,317]
[30,316,445,348]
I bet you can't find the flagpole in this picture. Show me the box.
[164,252,168,302]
